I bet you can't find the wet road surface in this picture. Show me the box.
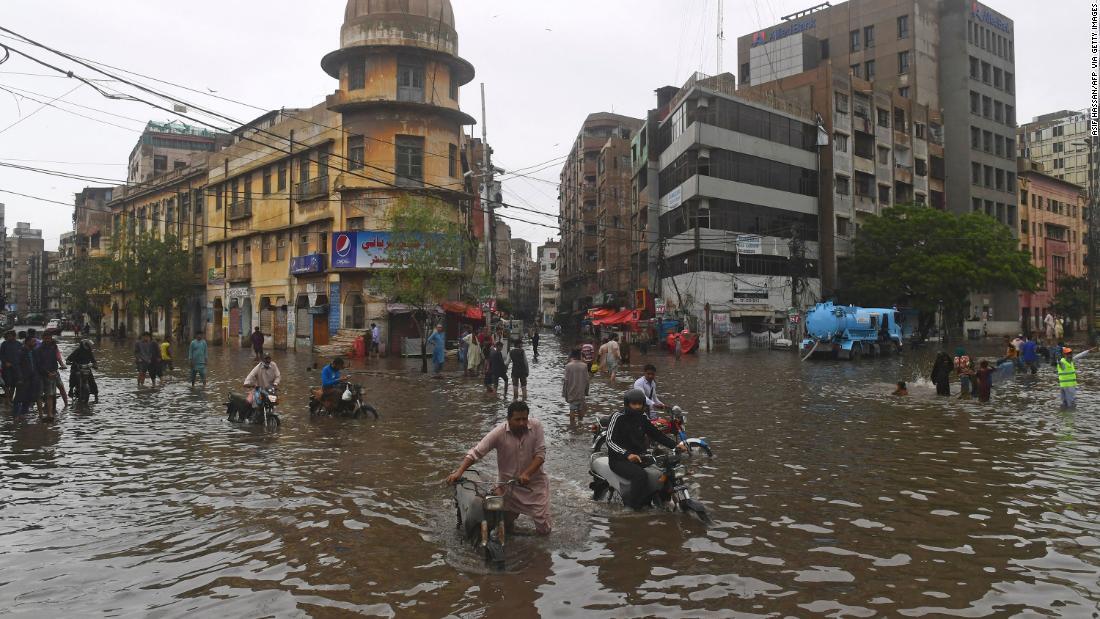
[2,334,1099,617]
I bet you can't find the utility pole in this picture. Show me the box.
[717,0,725,75]
[790,224,805,343]
[481,83,494,338]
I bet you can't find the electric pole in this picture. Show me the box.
[717,0,725,75]
[481,83,494,337]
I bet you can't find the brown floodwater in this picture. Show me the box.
[2,334,1099,617]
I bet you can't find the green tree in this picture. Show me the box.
[840,204,1043,338]
[117,233,192,336]
[59,256,117,335]
[1053,275,1088,337]
[374,198,473,372]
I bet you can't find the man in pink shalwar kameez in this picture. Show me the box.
[447,401,552,535]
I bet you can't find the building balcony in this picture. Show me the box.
[228,198,252,221]
[227,263,252,283]
[854,194,877,213]
[295,176,329,202]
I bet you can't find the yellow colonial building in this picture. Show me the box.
[202,0,476,351]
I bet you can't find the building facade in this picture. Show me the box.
[1016,159,1088,332]
[652,73,822,345]
[6,222,43,315]
[508,238,538,320]
[128,121,229,185]
[737,0,1019,326]
[558,113,642,320]
[537,241,560,326]
[1017,110,1092,189]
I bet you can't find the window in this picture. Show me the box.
[395,135,425,187]
[982,95,992,119]
[347,216,364,231]
[865,60,876,80]
[898,51,910,73]
[1006,105,1014,125]
[864,25,875,48]
[915,158,927,176]
[820,39,830,59]
[850,29,860,52]
[983,130,992,153]
[262,235,272,262]
[348,135,364,171]
[1007,171,1016,192]
[971,162,981,185]
[877,145,890,165]
[877,108,889,128]
[971,126,981,148]
[969,56,979,79]
[215,244,223,268]
[396,60,425,102]
[837,216,850,236]
[298,233,310,257]
[347,57,365,90]
[1006,137,1015,157]
[970,91,980,114]
[277,161,287,191]
[262,167,272,195]
[898,86,909,98]
[878,184,891,205]
[893,107,906,132]
[898,15,909,38]
[993,67,1003,89]
[835,174,850,195]
[299,154,310,184]
[216,185,223,211]
[981,61,991,84]
[834,133,848,153]
[994,101,1003,123]
[174,160,186,170]
[914,122,925,139]
[448,143,458,177]
[449,73,459,100]
[1005,72,1014,94]
[740,62,750,84]
[276,233,288,261]
[153,155,167,173]
[915,193,926,206]
[850,64,862,79]
[1053,125,1065,138]
[984,165,993,188]
[995,134,1004,157]
[835,92,849,114]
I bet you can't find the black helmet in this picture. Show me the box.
[623,388,646,408]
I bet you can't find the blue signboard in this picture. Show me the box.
[290,253,326,275]
[751,18,816,47]
[971,2,1011,33]
[331,231,447,269]
[328,282,341,334]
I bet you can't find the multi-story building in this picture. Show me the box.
[652,73,822,343]
[56,231,77,317]
[1017,158,1088,332]
[73,187,115,260]
[6,222,43,314]
[0,203,6,308]
[493,220,512,302]
[629,103,673,299]
[104,162,208,338]
[596,134,635,305]
[27,250,51,314]
[203,0,477,352]
[1017,110,1091,189]
[45,251,61,317]
[128,120,229,185]
[737,0,1019,329]
[508,238,538,320]
[537,241,560,326]
[558,113,642,320]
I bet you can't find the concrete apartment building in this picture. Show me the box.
[6,222,44,314]
[537,241,560,326]
[508,238,538,320]
[596,134,635,304]
[630,107,666,298]
[73,187,115,259]
[1017,110,1094,189]
[0,204,6,308]
[1017,159,1088,332]
[651,73,822,344]
[558,113,642,319]
[737,0,1019,328]
[128,120,229,185]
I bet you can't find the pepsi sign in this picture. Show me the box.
[333,233,356,268]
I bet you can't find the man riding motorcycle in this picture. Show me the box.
[243,353,281,408]
[606,388,686,510]
[66,339,99,402]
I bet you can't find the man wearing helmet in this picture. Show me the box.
[65,339,98,402]
[606,388,686,509]
[1056,345,1098,408]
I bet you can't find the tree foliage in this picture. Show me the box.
[59,256,117,333]
[840,205,1043,336]
[1053,275,1088,335]
[374,198,473,371]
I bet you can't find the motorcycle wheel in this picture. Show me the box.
[688,441,714,458]
[266,412,280,429]
[680,498,712,524]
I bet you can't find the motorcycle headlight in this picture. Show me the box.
[267,395,278,404]
[484,495,505,511]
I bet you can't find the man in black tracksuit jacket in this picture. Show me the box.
[607,388,685,509]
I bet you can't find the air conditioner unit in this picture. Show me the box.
[698,147,711,160]
[696,97,710,109]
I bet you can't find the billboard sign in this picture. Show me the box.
[331,231,448,269]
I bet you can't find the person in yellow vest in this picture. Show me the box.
[1058,346,1099,408]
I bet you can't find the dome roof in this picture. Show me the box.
[344,0,454,29]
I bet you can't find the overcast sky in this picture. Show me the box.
[0,0,1091,253]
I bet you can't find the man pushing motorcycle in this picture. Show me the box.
[607,389,686,510]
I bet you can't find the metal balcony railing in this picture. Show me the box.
[294,176,329,202]
[227,263,252,282]
[228,198,252,221]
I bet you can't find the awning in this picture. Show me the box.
[386,303,444,315]
[591,309,639,327]
[442,301,485,322]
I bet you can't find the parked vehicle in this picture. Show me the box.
[453,470,516,570]
[44,319,62,336]
[71,363,95,403]
[227,388,280,429]
[308,382,378,419]
[589,450,710,523]
[591,406,713,457]
[800,301,903,360]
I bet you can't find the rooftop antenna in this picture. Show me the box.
[717,0,725,74]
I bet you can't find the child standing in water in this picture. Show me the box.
[976,360,995,402]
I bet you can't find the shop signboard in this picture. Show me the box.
[290,253,326,275]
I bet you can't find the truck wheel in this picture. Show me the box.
[850,343,862,361]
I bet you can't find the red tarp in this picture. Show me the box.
[667,331,699,354]
[443,301,485,323]
[590,309,640,328]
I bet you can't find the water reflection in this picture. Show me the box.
[0,335,1098,616]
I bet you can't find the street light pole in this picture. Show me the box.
[1072,138,1096,344]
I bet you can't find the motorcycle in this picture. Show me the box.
[453,470,516,570]
[590,406,713,457]
[227,387,281,428]
[71,363,96,403]
[308,382,379,419]
[589,450,711,523]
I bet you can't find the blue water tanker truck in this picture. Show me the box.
[800,302,904,360]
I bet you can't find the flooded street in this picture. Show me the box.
[2,334,1100,617]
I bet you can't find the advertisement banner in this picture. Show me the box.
[332,231,453,270]
[328,283,341,334]
[290,253,326,275]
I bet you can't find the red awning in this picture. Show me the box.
[442,301,485,322]
[465,307,484,321]
[591,309,638,327]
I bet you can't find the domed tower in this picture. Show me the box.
[322,0,475,217]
